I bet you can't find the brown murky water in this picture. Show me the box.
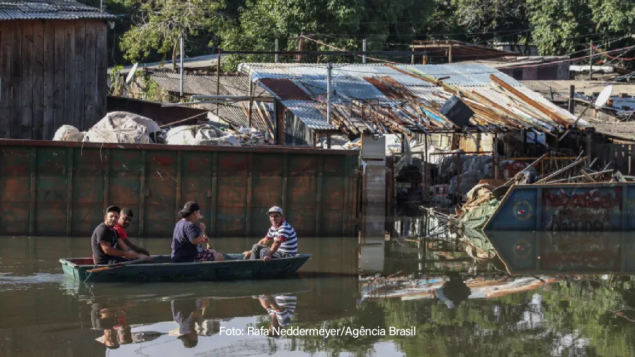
[1,232,635,356]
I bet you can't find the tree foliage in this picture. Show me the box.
[117,0,225,68]
[216,0,434,68]
[107,0,635,70]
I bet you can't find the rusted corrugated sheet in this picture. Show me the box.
[259,78,313,101]
[0,1,116,20]
[363,77,402,100]
[0,140,359,238]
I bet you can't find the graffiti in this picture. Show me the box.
[513,200,533,221]
[543,188,621,231]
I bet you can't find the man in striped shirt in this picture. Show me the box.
[244,206,298,262]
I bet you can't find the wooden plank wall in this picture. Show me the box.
[602,144,634,175]
[0,19,108,140]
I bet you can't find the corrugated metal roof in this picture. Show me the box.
[149,72,268,97]
[198,101,270,133]
[109,54,225,75]
[281,100,337,130]
[240,63,582,135]
[0,0,115,20]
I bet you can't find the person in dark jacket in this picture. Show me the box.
[171,201,225,262]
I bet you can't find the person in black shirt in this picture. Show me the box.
[91,206,148,264]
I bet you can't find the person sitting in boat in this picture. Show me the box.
[91,205,148,265]
[113,208,150,256]
[171,201,225,263]
[243,206,298,262]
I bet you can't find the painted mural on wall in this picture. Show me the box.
[542,188,622,231]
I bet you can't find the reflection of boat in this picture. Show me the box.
[62,277,311,304]
[59,254,312,282]
[485,230,634,275]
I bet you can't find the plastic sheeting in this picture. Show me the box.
[460,198,499,232]
[165,124,240,146]
[52,125,86,142]
[84,112,161,144]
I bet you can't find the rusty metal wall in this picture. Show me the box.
[0,140,360,238]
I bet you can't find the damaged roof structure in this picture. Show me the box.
[124,70,275,135]
[238,63,587,145]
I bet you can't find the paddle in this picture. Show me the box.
[87,257,150,273]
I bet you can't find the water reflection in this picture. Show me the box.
[2,234,635,356]
[485,231,634,275]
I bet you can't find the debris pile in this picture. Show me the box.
[53,112,274,146]
[422,152,624,263]
[53,111,161,144]
[165,124,240,146]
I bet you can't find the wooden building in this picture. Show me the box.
[0,1,115,140]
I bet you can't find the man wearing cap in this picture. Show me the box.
[172,201,225,263]
[244,206,298,262]
[113,208,150,256]
[91,206,148,265]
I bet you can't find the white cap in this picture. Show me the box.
[267,206,283,215]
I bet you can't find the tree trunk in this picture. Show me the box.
[172,40,177,72]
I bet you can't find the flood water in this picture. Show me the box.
[2,231,635,356]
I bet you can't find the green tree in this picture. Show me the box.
[118,0,226,68]
[217,0,434,69]
[526,0,594,55]
[427,0,532,50]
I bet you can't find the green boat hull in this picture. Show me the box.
[60,254,312,283]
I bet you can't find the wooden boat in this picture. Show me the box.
[60,254,312,283]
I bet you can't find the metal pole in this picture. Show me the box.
[493,132,499,179]
[589,40,593,81]
[179,35,184,97]
[568,85,575,114]
[248,81,254,128]
[216,50,221,115]
[424,134,428,201]
[326,63,332,125]
[275,39,279,63]
[362,39,367,64]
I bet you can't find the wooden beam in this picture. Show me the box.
[275,100,285,145]
[21,21,34,139]
[74,20,86,130]
[43,21,56,140]
[490,74,570,126]
[83,21,97,130]
[254,101,274,138]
